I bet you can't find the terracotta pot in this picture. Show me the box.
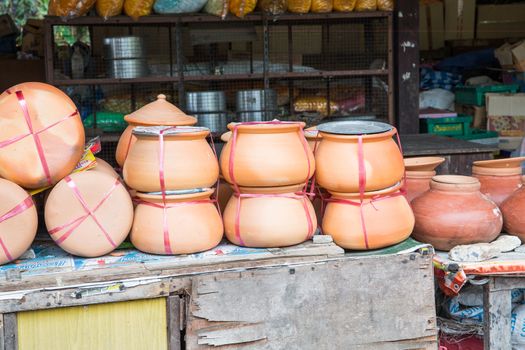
[315,121,404,192]
[115,94,197,167]
[220,122,315,187]
[500,187,525,239]
[322,183,414,250]
[131,189,223,255]
[123,126,219,193]
[305,126,322,152]
[45,171,134,257]
[223,184,317,247]
[91,157,119,178]
[404,156,445,172]
[217,177,233,214]
[411,175,502,251]
[0,178,38,265]
[404,156,445,202]
[0,82,85,189]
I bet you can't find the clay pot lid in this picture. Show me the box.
[227,120,306,133]
[472,165,522,176]
[235,183,306,194]
[136,188,214,201]
[431,175,480,192]
[473,157,525,169]
[132,125,209,137]
[317,120,392,135]
[404,157,445,172]
[124,94,197,126]
[329,182,403,198]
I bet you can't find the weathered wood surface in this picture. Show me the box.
[0,314,4,350]
[186,252,437,350]
[167,295,182,350]
[2,314,16,350]
[401,134,497,156]
[484,279,512,350]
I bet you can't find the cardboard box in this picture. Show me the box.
[512,40,525,72]
[0,14,18,38]
[477,4,525,39]
[419,1,445,51]
[455,104,486,129]
[486,93,525,134]
[444,0,476,41]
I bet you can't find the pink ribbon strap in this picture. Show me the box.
[0,196,34,261]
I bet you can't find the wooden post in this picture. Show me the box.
[3,314,16,350]
[483,279,512,350]
[394,0,420,134]
[167,296,182,350]
[0,314,4,350]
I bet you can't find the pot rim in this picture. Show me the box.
[227,121,306,134]
[404,156,445,171]
[232,183,307,194]
[472,165,522,176]
[132,125,210,138]
[405,170,436,178]
[305,127,322,140]
[328,182,403,199]
[136,188,215,202]
[430,175,480,192]
[473,156,525,169]
[319,127,397,141]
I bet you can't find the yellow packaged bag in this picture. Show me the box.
[229,0,257,17]
[124,0,155,19]
[355,0,377,11]
[258,0,287,15]
[334,0,357,12]
[377,0,393,11]
[287,0,311,13]
[48,0,97,18]
[311,0,333,13]
[204,0,229,18]
[96,0,125,18]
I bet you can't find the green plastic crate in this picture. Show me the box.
[455,84,519,106]
[421,115,473,136]
[454,129,498,140]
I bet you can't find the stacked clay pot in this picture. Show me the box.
[411,175,503,251]
[501,186,525,240]
[220,122,317,248]
[316,121,414,250]
[404,157,445,202]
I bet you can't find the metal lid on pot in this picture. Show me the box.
[317,120,393,135]
[125,94,197,126]
[132,125,209,136]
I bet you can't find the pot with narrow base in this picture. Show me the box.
[404,157,445,202]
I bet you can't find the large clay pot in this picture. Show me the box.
[91,157,119,178]
[411,175,502,251]
[123,126,219,192]
[217,177,233,214]
[500,187,525,239]
[315,121,404,192]
[0,82,85,189]
[220,122,315,187]
[404,157,445,202]
[131,189,223,255]
[322,183,414,250]
[45,171,133,257]
[223,184,317,247]
[115,94,197,167]
[0,178,38,265]
[472,157,525,206]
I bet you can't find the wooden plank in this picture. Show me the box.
[2,314,16,350]
[491,277,525,291]
[0,314,4,350]
[167,296,181,350]
[185,253,437,349]
[484,279,512,350]
[401,134,497,156]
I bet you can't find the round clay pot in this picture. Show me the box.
[304,126,322,152]
[45,171,134,257]
[123,126,219,193]
[115,94,197,167]
[223,184,317,248]
[0,82,85,189]
[315,121,404,192]
[404,156,445,202]
[220,122,315,187]
[404,156,445,172]
[0,178,38,265]
[322,183,414,250]
[131,189,223,255]
[217,177,233,214]
[500,187,525,239]
[411,175,503,251]
[91,157,119,178]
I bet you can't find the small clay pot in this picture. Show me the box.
[131,189,223,255]
[500,187,525,240]
[404,157,445,202]
[322,183,414,250]
[223,184,317,248]
[220,122,315,187]
[0,178,38,265]
[45,171,134,257]
[91,157,119,178]
[411,175,503,251]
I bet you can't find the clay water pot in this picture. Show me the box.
[220,122,315,187]
[91,157,119,178]
[315,121,404,193]
[404,157,445,202]
[500,187,525,239]
[45,171,134,257]
[123,126,219,193]
[411,175,502,251]
[131,189,223,255]
[0,82,85,189]
[223,184,317,248]
[217,177,233,214]
[322,183,414,250]
[115,94,197,167]
[472,157,525,206]
[0,178,38,265]
[304,126,322,152]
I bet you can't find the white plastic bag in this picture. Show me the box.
[419,88,455,110]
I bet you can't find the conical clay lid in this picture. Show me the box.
[124,94,197,126]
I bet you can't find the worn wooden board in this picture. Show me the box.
[2,314,16,350]
[401,134,497,156]
[186,252,437,349]
[484,280,512,350]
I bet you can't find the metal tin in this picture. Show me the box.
[103,36,144,59]
[317,120,393,135]
[186,91,226,113]
[237,110,279,122]
[107,59,149,79]
[195,113,229,133]
[236,89,278,113]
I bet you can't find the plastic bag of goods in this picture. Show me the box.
[48,0,96,18]
[294,96,338,116]
[288,0,312,13]
[377,0,393,11]
[123,0,154,19]
[229,0,257,17]
[355,0,377,11]
[512,304,525,345]
[204,0,229,18]
[311,0,333,13]
[154,0,208,14]
[258,0,287,15]
[96,0,124,18]
[334,0,357,12]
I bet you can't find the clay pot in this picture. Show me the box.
[304,126,322,152]
[123,126,219,193]
[411,175,502,251]
[115,94,197,167]
[472,157,525,206]
[217,177,233,214]
[0,82,85,189]
[322,183,414,250]
[131,189,223,255]
[91,157,119,178]
[45,171,134,257]
[0,178,38,265]
[404,157,445,202]
[223,184,317,247]
[220,122,315,187]
[315,121,404,192]
[500,187,525,239]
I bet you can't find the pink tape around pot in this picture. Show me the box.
[0,196,34,261]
